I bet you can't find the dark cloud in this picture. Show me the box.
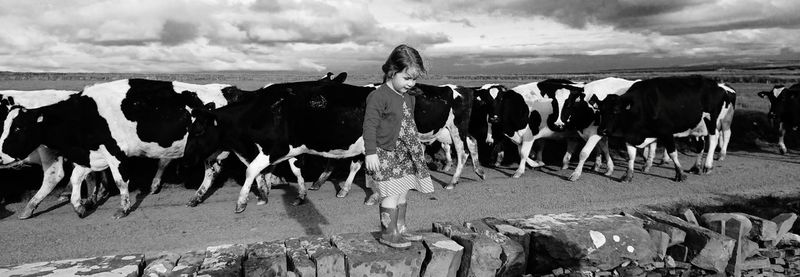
[90,39,155,46]
[160,20,199,45]
[449,18,474,28]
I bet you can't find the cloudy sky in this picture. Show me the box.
[1,0,798,74]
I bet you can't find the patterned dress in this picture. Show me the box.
[371,100,435,197]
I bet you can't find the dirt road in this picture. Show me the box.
[1,147,799,266]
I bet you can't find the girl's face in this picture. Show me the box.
[388,68,420,94]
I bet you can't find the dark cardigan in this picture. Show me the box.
[363,85,416,155]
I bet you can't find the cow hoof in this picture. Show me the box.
[364,194,379,206]
[57,193,71,202]
[702,166,713,174]
[780,148,787,155]
[688,166,701,175]
[512,172,523,179]
[604,170,614,177]
[445,183,455,190]
[336,189,350,198]
[443,165,452,172]
[291,197,306,206]
[186,196,203,207]
[674,174,688,182]
[308,182,323,191]
[561,164,569,170]
[568,173,581,182]
[642,165,652,173]
[150,186,162,195]
[475,169,486,180]
[113,209,129,219]
[18,203,37,220]
[592,164,602,172]
[494,161,502,168]
[74,205,88,218]
[235,203,247,213]
[256,199,268,205]
[620,174,633,183]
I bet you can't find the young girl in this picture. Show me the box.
[363,44,434,248]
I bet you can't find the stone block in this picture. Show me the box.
[649,229,670,257]
[734,213,778,242]
[172,250,206,277]
[245,240,287,277]
[634,210,734,273]
[508,213,656,273]
[142,251,180,277]
[420,232,463,277]
[0,254,143,277]
[285,238,316,277]
[771,213,798,247]
[465,219,527,277]
[682,209,699,225]
[435,222,502,277]
[700,213,754,277]
[740,256,770,270]
[197,244,246,277]
[483,217,532,271]
[644,222,686,247]
[666,244,690,262]
[298,236,345,277]
[331,232,425,277]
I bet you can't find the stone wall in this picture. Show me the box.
[1,209,798,277]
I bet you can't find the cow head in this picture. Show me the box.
[0,107,44,164]
[490,89,529,137]
[547,87,588,131]
[758,84,800,130]
[472,84,504,120]
[593,94,630,137]
[182,103,224,169]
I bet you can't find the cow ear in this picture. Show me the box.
[7,96,15,106]
[333,72,347,83]
[757,91,767,98]
[37,114,44,123]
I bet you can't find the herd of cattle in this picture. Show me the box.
[0,73,798,220]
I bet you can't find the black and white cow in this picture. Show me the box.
[489,79,588,178]
[2,79,238,218]
[758,83,800,154]
[182,78,376,212]
[0,90,82,219]
[593,75,728,182]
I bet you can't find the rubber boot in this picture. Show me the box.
[397,203,422,241]
[379,207,411,248]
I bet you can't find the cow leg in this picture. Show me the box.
[441,142,453,172]
[513,139,535,178]
[493,141,505,168]
[718,128,731,161]
[599,138,614,176]
[69,165,92,218]
[778,123,787,155]
[363,175,380,206]
[237,153,271,213]
[662,137,687,182]
[466,136,486,180]
[309,158,333,191]
[254,173,269,205]
[149,158,170,194]
[445,125,468,189]
[562,139,578,170]
[187,151,227,207]
[288,158,306,206]
[701,133,720,173]
[337,160,362,198]
[621,144,637,182]
[643,142,657,173]
[19,156,65,219]
[568,134,602,181]
[85,170,111,209]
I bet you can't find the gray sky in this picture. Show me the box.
[1,0,798,74]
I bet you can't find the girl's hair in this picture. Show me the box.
[381,44,426,83]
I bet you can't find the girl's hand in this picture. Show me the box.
[365,154,380,172]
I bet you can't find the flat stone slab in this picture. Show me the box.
[331,232,425,277]
[0,254,143,277]
[285,238,316,277]
[245,240,287,277]
[299,236,345,277]
[506,213,656,272]
[197,244,246,277]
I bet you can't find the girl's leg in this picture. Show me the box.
[395,191,421,241]
[378,193,411,248]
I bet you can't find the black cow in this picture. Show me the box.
[2,79,239,218]
[489,79,587,178]
[183,77,376,212]
[593,75,728,182]
[758,83,800,154]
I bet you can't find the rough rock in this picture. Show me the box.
[245,240,287,277]
[634,210,734,273]
[0,254,143,277]
[420,232,463,277]
[142,251,180,277]
[465,219,527,277]
[298,236,345,277]
[331,232,425,277]
[733,213,778,242]
[506,213,656,273]
[700,213,753,277]
[172,250,206,277]
[434,221,503,277]
[771,213,798,247]
[197,244,246,277]
[285,238,316,277]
